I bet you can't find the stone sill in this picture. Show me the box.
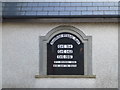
[35,75,96,78]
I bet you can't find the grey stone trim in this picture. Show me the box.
[39,25,93,76]
[35,75,96,78]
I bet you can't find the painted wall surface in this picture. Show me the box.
[2,22,118,88]
[0,2,2,89]
[1,0,119,2]
[0,26,1,89]
[118,23,120,90]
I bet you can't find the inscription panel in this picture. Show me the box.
[47,32,84,75]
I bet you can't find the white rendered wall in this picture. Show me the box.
[0,28,1,89]
[0,3,2,88]
[2,22,118,88]
[0,2,2,89]
[1,0,119,2]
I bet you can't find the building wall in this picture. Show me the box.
[0,22,2,90]
[2,22,118,88]
[118,23,120,89]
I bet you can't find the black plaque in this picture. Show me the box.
[47,32,84,75]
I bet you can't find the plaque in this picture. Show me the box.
[47,32,84,75]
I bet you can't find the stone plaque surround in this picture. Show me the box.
[36,25,95,78]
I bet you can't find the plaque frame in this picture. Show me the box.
[39,25,93,76]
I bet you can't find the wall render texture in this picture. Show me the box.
[2,22,118,88]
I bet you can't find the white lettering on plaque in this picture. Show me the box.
[57,55,73,59]
[50,34,80,45]
[57,44,73,48]
[53,64,77,67]
[57,50,73,54]
[54,61,77,63]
